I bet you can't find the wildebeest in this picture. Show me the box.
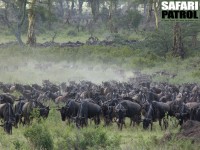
[76,100,101,127]
[186,102,200,121]
[58,99,80,124]
[101,99,119,125]
[13,100,26,127]
[22,101,50,125]
[115,103,126,130]
[45,91,60,102]
[115,100,141,130]
[143,101,170,130]
[168,100,190,125]
[0,93,14,105]
[0,103,16,134]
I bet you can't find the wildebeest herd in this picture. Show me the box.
[0,78,200,134]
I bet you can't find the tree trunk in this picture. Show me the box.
[64,0,71,24]
[153,0,159,29]
[144,0,147,16]
[90,0,100,22]
[26,0,37,46]
[58,0,64,18]
[172,22,184,58]
[108,0,118,33]
[78,0,83,15]
[15,27,24,46]
[144,0,153,30]
[71,0,75,15]
[147,0,153,23]
[192,34,197,48]
[47,0,52,30]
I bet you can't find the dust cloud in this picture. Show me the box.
[0,60,134,84]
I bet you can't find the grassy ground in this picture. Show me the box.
[0,107,199,150]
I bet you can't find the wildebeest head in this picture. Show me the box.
[0,121,13,134]
[60,107,67,121]
[115,104,126,123]
[40,106,50,119]
[143,118,151,129]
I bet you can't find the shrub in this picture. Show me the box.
[62,126,121,150]
[145,22,173,56]
[12,140,24,150]
[67,30,78,36]
[123,10,143,30]
[24,123,53,150]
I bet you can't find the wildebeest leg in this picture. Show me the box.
[131,118,136,127]
[117,121,123,130]
[90,118,93,125]
[97,115,100,125]
[120,122,123,130]
[159,119,163,130]
[130,119,132,126]
[67,117,71,125]
[20,117,23,126]
[23,116,28,126]
[123,119,126,128]
[104,117,108,126]
[117,119,121,130]
[80,118,84,128]
[150,121,153,131]
[163,118,168,129]
[85,118,88,127]
[27,117,30,125]
[22,117,25,126]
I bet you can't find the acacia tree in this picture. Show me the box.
[152,0,160,29]
[26,0,37,46]
[145,0,160,29]
[172,22,184,58]
[0,0,27,45]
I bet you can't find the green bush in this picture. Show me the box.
[24,123,53,150]
[12,140,24,150]
[123,10,143,30]
[145,22,173,56]
[62,126,121,150]
[67,30,78,37]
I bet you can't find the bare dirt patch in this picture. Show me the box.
[176,120,200,142]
